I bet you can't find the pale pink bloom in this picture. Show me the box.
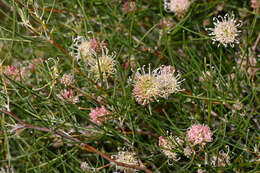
[89,38,106,52]
[5,65,20,81]
[122,1,136,13]
[57,89,79,103]
[60,74,74,86]
[251,0,259,9]
[89,38,98,50]
[89,106,109,124]
[80,162,89,171]
[186,124,212,146]
[60,89,74,99]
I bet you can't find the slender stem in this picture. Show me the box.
[13,0,109,96]
[0,109,153,173]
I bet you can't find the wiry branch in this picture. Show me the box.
[0,109,153,173]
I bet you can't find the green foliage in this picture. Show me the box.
[0,0,259,172]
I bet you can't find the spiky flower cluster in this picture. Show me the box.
[70,36,97,63]
[88,49,116,82]
[113,151,139,173]
[157,65,182,98]
[57,89,79,104]
[164,0,190,18]
[5,65,20,81]
[158,135,184,160]
[186,124,212,146]
[132,65,160,105]
[132,65,182,105]
[89,106,109,124]
[207,14,242,47]
[70,35,115,83]
[60,74,74,86]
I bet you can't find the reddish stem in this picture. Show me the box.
[0,109,153,173]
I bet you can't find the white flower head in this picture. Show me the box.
[156,65,183,98]
[164,0,190,18]
[132,65,183,105]
[132,65,161,106]
[206,13,242,47]
[70,35,97,63]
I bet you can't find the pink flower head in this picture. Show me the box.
[122,1,136,13]
[60,89,74,99]
[158,136,168,147]
[89,38,98,50]
[89,106,109,124]
[89,38,106,52]
[60,74,74,86]
[251,0,259,9]
[58,89,79,103]
[186,124,212,146]
[5,65,20,81]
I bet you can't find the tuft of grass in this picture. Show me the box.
[0,0,259,172]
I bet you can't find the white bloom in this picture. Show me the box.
[207,13,242,47]
[164,0,190,18]
[132,65,161,106]
[156,65,182,98]
[70,36,95,63]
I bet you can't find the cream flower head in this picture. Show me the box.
[70,36,96,63]
[207,13,242,47]
[132,65,161,106]
[164,0,190,18]
[88,48,116,83]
